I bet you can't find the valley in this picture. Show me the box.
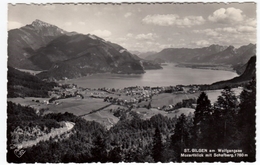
[7,77,243,130]
[7,3,256,162]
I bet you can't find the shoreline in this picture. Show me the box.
[175,63,236,73]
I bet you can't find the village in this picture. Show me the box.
[8,82,242,129]
[45,83,201,111]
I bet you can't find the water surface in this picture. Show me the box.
[60,64,238,88]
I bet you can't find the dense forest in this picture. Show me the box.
[7,79,256,162]
[7,67,57,98]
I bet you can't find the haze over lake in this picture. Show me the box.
[59,64,238,89]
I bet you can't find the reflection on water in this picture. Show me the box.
[59,63,238,89]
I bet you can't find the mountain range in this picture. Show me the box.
[8,20,162,80]
[145,43,256,69]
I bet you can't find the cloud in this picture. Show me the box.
[208,7,245,24]
[142,14,205,27]
[8,21,23,30]
[246,18,256,27]
[215,27,237,33]
[91,29,112,38]
[135,33,158,40]
[193,40,210,47]
[126,33,133,37]
[124,12,132,18]
[193,29,219,37]
[237,26,256,33]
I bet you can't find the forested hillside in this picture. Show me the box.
[7,67,57,98]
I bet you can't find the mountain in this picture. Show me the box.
[145,44,256,68]
[190,44,256,66]
[7,67,57,98]
[30,33,146,80]
[8,19,74,69]
[130,51,157,59]
[145,44,227,63]
[8,19,162,80]
[211,56,256,86]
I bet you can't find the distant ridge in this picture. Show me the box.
[145,43,256,68]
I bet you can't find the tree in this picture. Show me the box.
[170,114,191,162]
[213,86,239,147]
[152,127,163,162]
[147,102,151,109]
[193,92,213,147]
[91,135,108,162]
[108,146,122,163]
[237,78,256,161]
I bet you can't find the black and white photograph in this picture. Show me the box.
[6,2,256,163]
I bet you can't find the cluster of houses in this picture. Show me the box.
[104,96,139,106]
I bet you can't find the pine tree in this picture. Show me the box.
[237,78,256,161]
[193,92,212,147]
[152,127,163,162]
[171,114,191,162]
[213,86,239,147]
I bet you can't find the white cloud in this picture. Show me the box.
[246,18,256,27]
[237,26,256,33]
[208,7,245,24]
[91,29,112,38]
[8,21,23,30]
[142,14,205,27]
[193,40,210,47]
[215,27,237,33]
[126,33,133,37]
[124,12,132,18]
[135,33,158,40]
[193,29,219,37]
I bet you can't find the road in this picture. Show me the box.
[15,121,75,149]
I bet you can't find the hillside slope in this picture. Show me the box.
[7,67,57,98]
[211,56,256,86]
[8,19,71,69]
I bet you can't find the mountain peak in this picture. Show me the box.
[32,19,53,27]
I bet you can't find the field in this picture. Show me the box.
[7,97,49,110]
[151,93,199,108]
[205,87,243,103]
[132,108,168,120]
[165,108,195,118]
[46,97,110,116]
[82,104,125,129]
[82,110,120,129]
[151,87,243,108]
[132,107,195,120]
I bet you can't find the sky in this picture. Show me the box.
[8,3,256,52]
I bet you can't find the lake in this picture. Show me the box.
[59,63,238,89]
